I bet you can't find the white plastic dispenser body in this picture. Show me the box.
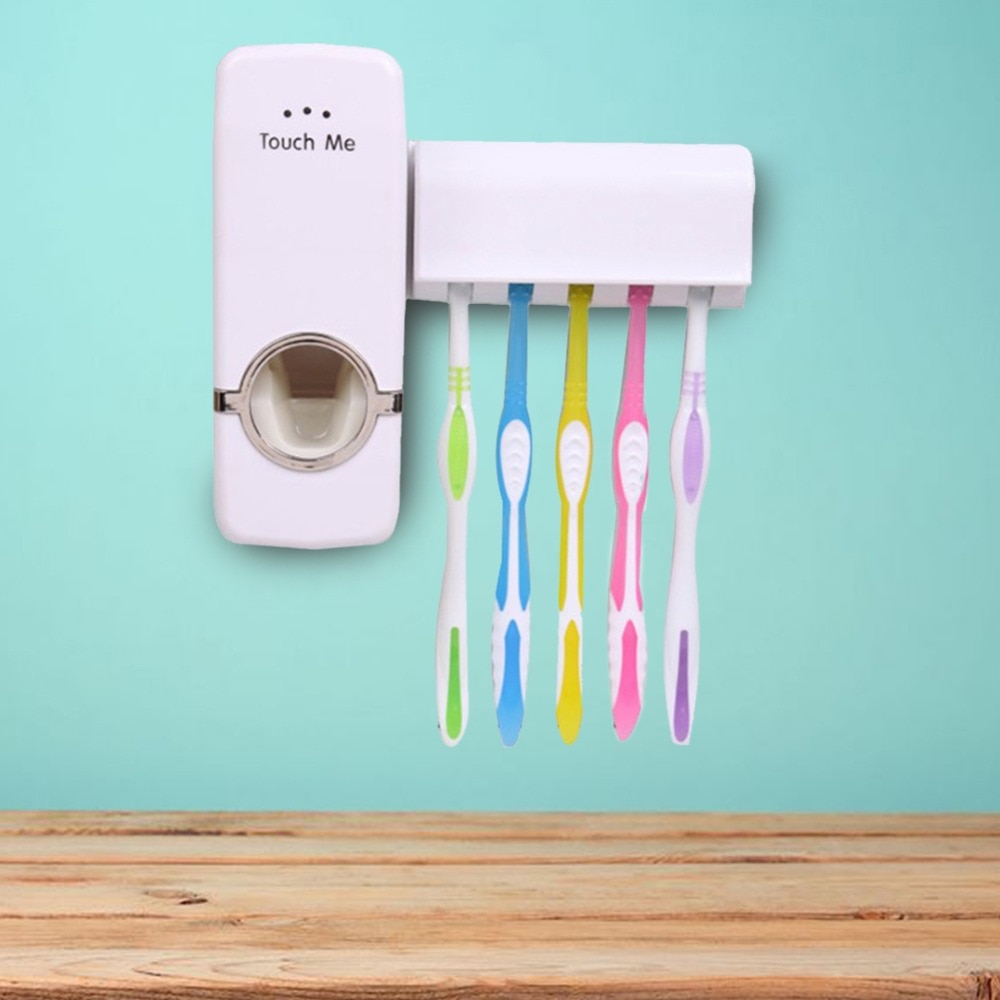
[214,45,408,548]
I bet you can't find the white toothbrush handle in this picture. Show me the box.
[665,371,709,745]
[436,378,474,746]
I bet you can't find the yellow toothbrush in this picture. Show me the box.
[555,284,593,744]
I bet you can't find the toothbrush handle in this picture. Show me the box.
[555,418,592,744]
[493,415,531,746]
[608,414,648,740]
[435,374,474,745]
[665,372,709,744]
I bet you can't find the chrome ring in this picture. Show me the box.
[217,332,400,473]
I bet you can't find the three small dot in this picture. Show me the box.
[282,107,331,118]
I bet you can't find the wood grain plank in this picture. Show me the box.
[2,916,1000,949]
[0,949,996,1000]
[2,834,999,864]
[0,813,995,1000]
[2,861,999,918]
[0,812,998,838]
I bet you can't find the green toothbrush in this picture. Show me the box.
[435,283,475,745]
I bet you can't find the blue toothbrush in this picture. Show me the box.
[492,283,533,746]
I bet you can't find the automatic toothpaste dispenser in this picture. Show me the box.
[214,46,408,548]
[213,44,754,550]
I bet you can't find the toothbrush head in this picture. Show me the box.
[558,420,591,505]
[616,422,649,505]
[499,420,531,503]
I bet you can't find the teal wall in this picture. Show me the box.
[1,0,997,810]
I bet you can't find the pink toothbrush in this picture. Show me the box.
[608,285,653,740]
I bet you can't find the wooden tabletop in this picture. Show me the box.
[0,812,997,999]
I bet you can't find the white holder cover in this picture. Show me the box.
[412,140,754,307]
